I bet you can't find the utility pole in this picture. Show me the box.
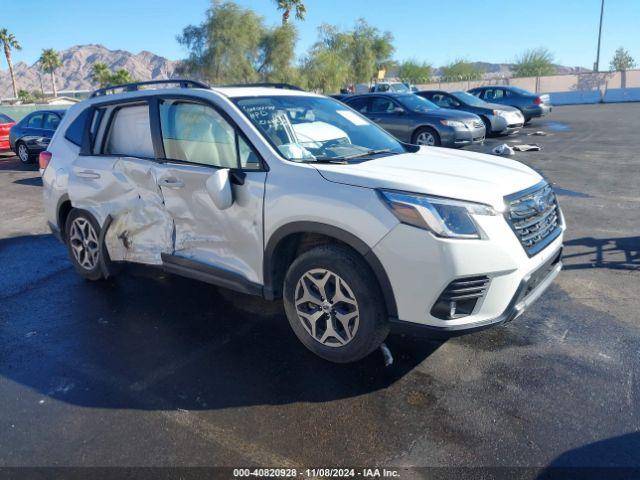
[594,0,605,72]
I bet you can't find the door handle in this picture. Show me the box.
[76,170,101,179]
[159,177,184,188]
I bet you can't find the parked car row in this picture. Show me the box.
[332,84,552,149]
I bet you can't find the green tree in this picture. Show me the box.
[109,69,134,85]
[17,89,32,103]
[177,2,266,83]
[350,19,394,83]
[257,24,298,82]
[440,60,483,82]
[92,62,112,87]
[0,29,22,99]
[274,0,306,25]
[610,47,636,71]
[397,59,432,84]
[39,48,62,97]
[513,48,556,77]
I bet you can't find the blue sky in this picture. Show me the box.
[4,0,639,69]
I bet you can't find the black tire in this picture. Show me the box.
[283,244,389,363]
[411,127,441,147]
[16,142,33,164]
[480,116,493,136]
[64,208,109,281]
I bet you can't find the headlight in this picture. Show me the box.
[378,190,497,239]
[440,119,466,128]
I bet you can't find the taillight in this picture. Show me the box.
[534,97,543,105]
[39,151,52,171]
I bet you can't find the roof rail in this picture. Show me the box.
[90,79,210,98]
[218,82,304,91]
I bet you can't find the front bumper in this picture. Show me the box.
[372,210,565,332]
[389,247,562,338]
[441,125,486,148]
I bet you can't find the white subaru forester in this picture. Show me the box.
[41,80,564,363]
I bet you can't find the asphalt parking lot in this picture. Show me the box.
[0,103,639,474]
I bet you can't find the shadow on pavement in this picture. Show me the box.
[0,234,443,411]
[0,155,38,172]
[537,432,640,479]
[563,236,640,271]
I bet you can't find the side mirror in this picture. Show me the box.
[205,168,234,210]
[393,107,405,115]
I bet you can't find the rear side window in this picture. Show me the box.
[346,97,368,112]
[26,113,44,128]
[65,108,91,146]
[104,104,154,158]
[43,113,61,130]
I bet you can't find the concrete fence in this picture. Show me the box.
[416,69,640,105]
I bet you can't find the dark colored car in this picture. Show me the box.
[467,86,552,122]
[416,90,525,136]
[9,109,65,164]
[0,113,16,152]
[343,93,485,148]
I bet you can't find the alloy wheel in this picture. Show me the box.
[294,268,360,347]
[17,144,29,163]
[416,131,436,146]
[69,217,100,270]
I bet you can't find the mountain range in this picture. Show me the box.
[0,44,590,98]
[0,44,177,98]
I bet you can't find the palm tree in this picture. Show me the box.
[39,48,62,98]
[91,62,111,87]
[0,29,22,99]
[274,0,306,24]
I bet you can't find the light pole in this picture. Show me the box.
[594,0,605,72]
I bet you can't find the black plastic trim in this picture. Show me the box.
[263,222,398,318]
[161,253,262,296]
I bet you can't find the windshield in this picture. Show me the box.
[452,91,487,107]
[234,95,406,162]
[397,94,439,112]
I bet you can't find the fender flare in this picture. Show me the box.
[263,221,398,318]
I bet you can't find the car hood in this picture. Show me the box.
[313,147,542,210]
[420,108,480,120]
[482,102,520,113]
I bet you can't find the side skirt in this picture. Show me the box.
[161,253,263,297]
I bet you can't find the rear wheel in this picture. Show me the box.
[283,244,389,363]
[412,127,440,146]
[65,209,109,281]
[17,142,33,164]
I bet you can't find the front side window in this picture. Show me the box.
[234,95,405,162]
[160,100,253,169]
[104,104,154,158]
[26,113,44,129]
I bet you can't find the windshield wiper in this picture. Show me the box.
[300,157,349,164]
[340,148,396,160]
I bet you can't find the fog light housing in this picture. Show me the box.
[430,276,490,320]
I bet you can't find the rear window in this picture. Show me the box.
[0,113,13,123]
[65,108,91,146]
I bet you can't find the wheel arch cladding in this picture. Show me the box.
[263,221,398,318]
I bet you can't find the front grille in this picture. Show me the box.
[431,275,490,319]
[506,183,561,256]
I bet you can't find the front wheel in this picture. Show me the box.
[412,127,440,147]
[283,244,389,363]
[17,142,33,164]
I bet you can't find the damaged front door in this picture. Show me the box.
[68,101,173,265]
[154,98,266,287]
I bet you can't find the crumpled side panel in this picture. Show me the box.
[68,157,174,265]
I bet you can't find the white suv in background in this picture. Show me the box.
[41,80,564,363]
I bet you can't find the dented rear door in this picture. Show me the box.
[67,101,173,265]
